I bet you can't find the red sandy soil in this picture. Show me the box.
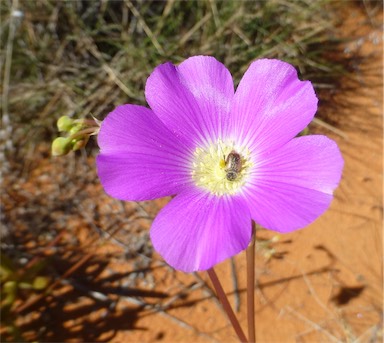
[1,6,382,343]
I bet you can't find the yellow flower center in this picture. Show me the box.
[191,140,253,196]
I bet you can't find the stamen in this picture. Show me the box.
[191,140,253,196]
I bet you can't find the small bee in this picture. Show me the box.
[224,150,242,181]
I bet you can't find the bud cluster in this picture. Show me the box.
[51,116,100,156]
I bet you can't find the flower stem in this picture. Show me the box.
[69,127,99,141]
[207,268,248,343]
[246,222,256,343]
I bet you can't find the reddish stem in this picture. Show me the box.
[207,268,248,343]
[246,222,256,342]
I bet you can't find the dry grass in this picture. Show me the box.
[2,0,380,160]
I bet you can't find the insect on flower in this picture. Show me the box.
[96,56,343,272]
[224,150,243,181]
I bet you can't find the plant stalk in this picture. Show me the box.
[246,222,256,343]
[207,268,248,343]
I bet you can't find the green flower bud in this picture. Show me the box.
[69,123,84,135]
[51,137,72,156]
[57,116,74,132]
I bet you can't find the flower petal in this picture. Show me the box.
[231,59,318,153]
[243,135,343,232]
[96,104,192,201]
[150,190,252,272]
[145,56,234,146]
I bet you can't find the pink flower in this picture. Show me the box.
[96,56,343,272]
